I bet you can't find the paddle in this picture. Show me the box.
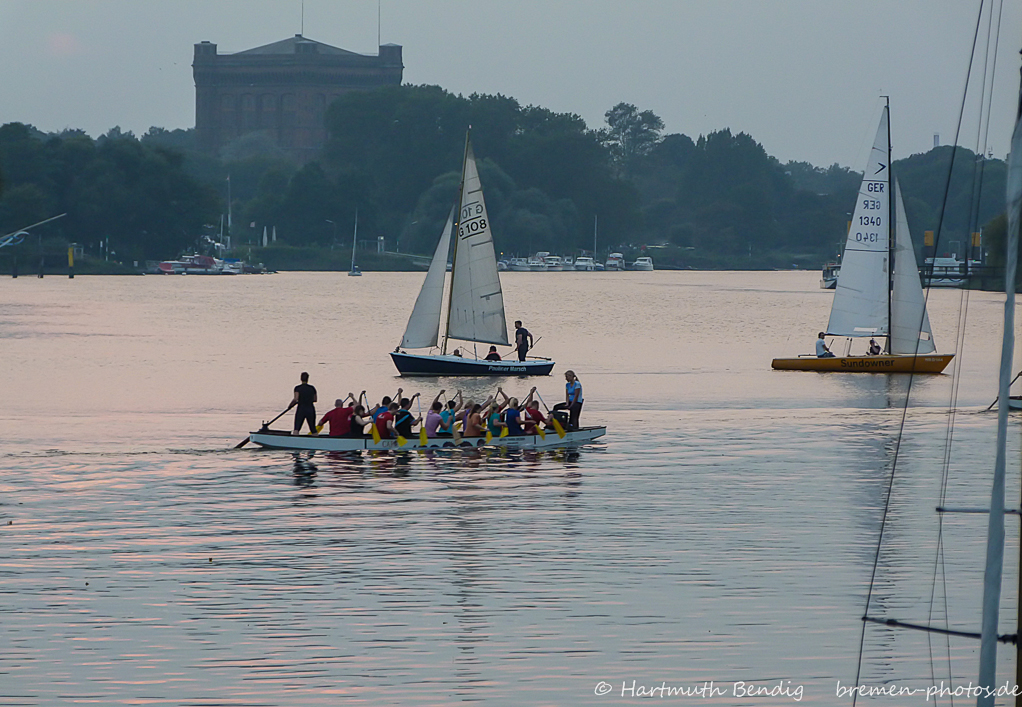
[234,405,292,448]
[986,369,1022,411]
[536,391,566,438]
[417,395,428,446]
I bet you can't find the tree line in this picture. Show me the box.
[0,84,1010,269]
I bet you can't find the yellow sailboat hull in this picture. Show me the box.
[771,354,954,373]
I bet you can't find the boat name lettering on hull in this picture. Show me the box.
[840,358,896,369]
[489,366,526,372]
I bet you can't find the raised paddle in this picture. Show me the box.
[234,405,292,448]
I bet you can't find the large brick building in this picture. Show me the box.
[193,35,403,162]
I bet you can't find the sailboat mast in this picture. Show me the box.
[441,129,472,356]
[351,208,358,271]
[977,52,1022,707]
[885,98,894,354]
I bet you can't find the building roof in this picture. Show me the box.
[233,34,361,57]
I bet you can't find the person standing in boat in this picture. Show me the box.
[289,372,318,435]
[553,370,583,430]
[514,321,533,362]
[816,332,835,358]
[317,394,356,437]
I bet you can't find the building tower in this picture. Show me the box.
[193,35,403,162]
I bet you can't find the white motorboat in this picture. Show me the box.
[543,255,564,271]
[574,256,596,271]
[527,256,548,272]
[605,252,625,270]
[631,256,654,271]
[820,262,840,289]
[509,258,530,271]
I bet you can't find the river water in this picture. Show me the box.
[0,271,1018,705]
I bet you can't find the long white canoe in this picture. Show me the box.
[249,426,606,452]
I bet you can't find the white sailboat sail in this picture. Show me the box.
[827,107,891,338]
[447,142,509,346]
[889,180,936,355]
[400,207,455,349]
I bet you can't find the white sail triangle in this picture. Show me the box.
[827,106,891,338]
[889,180,936,354]
[447,141,509,346]
[400,206,454,349]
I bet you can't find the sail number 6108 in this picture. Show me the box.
[459,218,487,237]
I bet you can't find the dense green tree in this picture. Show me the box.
[602,102,665,178]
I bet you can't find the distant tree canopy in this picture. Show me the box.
[0,122,219,260]
[0,84,1010,268]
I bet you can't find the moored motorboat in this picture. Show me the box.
[631,256,654,271]
[543,255,564,271]
[249,425,606,451]
[605,252,625,270]
[820,262,840,289]
[509,257,530,271]
[574,256,596,271]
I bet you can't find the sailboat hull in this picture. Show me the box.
[771,354,954,373]
[391,351,555,377]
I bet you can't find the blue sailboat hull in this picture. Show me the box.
[390,351,554,377]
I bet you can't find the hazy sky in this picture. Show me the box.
[1,0,1020,168]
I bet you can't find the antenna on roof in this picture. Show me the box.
[301,0,304,36]
[377,0,381,47]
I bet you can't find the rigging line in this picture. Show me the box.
[852,4,990,703]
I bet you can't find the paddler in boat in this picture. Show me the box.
[289,371,318,435]
[317,393,357,437]
[486,388,511,436]
[372,387,402,422]
[375,401,400,439]
[394,395,421,438]
[521,387,548,435]
[437,390,463,437]
[503,396,525,436]
[816,332,835,358]
[351,404,372,437]
[464,403,486,437]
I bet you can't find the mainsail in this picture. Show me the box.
[827,106,891,338]
[446,141,509,346]
[399,206,455,349]
[889,180,936,355]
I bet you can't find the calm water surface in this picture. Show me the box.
[0,271,1018,705]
